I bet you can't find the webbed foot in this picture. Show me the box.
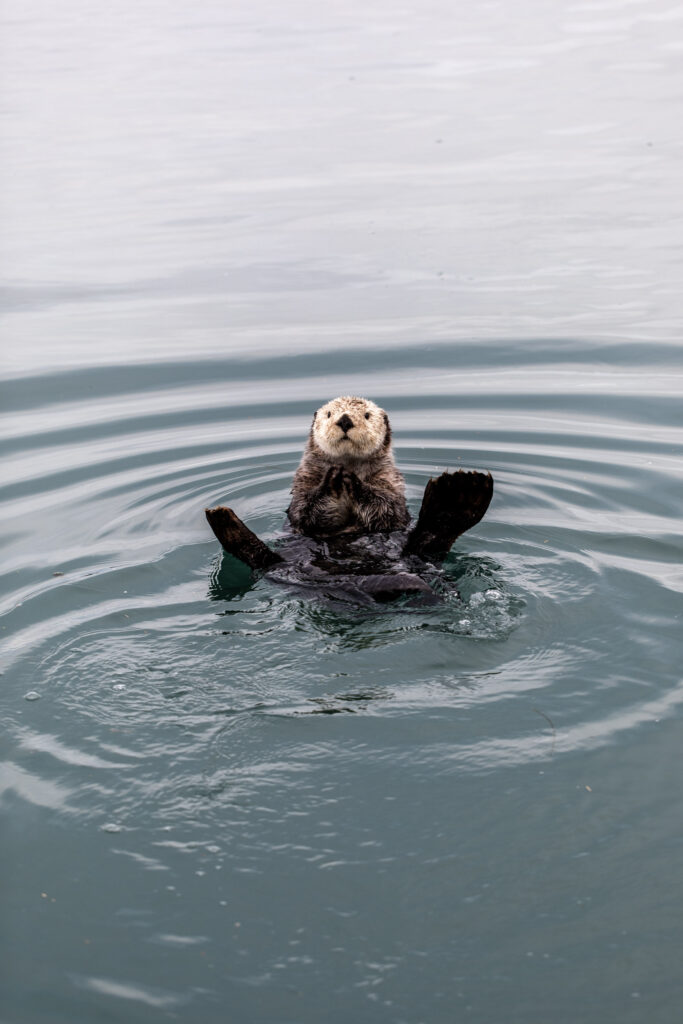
[402,470,493,561]
[205,506,283,570]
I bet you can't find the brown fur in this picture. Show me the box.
[287,396,410,537]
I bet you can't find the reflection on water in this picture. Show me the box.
[2,0,683,1021]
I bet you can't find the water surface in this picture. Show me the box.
[1,1,682,1022]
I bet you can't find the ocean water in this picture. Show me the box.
[1,1,682,1022]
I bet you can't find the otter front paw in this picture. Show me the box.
[339,469,363,499]
[321,466,346,498]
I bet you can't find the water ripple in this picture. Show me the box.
[0,338,679,853]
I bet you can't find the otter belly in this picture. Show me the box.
[266,530,445,606]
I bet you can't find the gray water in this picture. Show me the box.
[1,1,682,1022]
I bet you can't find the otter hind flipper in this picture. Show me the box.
[205,506,284,571]
[402,470,493,561]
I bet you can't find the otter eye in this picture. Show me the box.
[364,412,370,420]
[326,411,331,418]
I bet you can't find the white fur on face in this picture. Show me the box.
[312,396,387,460]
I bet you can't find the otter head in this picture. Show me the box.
[311,396,390,461]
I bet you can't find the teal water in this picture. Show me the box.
[2,2,682,1022]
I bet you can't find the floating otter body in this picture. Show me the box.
[206,396,493,604]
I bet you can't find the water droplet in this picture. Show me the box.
[24,691,41,701]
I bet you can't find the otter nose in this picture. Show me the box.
[336,413,354,433]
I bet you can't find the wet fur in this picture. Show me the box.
[287,396,410,537]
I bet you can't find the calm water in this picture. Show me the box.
[1,1,682,1022]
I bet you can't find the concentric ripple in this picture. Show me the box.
[2,340,681,796]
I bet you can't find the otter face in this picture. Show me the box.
[312,396,388,460]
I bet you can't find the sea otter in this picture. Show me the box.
[206,396,493,603]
